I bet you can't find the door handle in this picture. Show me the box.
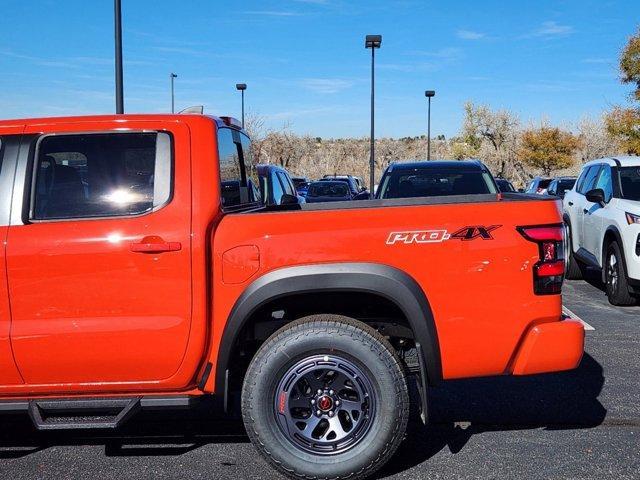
[568,201,573,206]
[583,209,589,214]
[130,236,181,253]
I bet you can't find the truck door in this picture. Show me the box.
[6,122,193,388]
[0,131,24,385]
[583,165,613,264]
[576,165,602,248]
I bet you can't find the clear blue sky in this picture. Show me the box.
[1,0,638,139]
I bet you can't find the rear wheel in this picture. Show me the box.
[604,242,636,306]
[241,315,410,480]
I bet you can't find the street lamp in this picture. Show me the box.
[236,83,247,128]
[425,90,435,160]
[170,73,178,113]
[365,35,382,199]
[114,0,124,114]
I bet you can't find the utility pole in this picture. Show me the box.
[365,35,382,198]
[170,73,178,113]
[114,0,124,114]
[425,90,435,160]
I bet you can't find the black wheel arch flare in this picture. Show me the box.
[214,262,443,397]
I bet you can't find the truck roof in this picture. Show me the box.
[583,156,640,168]
[387,159,487,172]
[0,113,244,132]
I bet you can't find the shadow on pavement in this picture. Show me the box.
[0,354,606,478]
[377,353,606,477]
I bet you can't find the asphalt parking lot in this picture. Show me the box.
[0,270,638,480]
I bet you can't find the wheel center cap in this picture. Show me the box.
[317,395,333,412]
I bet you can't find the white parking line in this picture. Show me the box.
[562,306,595,331]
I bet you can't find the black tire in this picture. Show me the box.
[604,242,636,306]
[565,222,583,280]
[241,315,410,480]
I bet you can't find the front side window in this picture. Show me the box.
[32,132,171,221]
[277,171,296,197]
[618,166,640,201]
[271,172,285,205]
[578,165,601,194]
[594,165,613,202]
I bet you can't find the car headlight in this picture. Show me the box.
[626,212,640,225]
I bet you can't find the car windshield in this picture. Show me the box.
[559,179,576,189]
[496,179,515,192]
[619,167,640,201]
[308,183,348,197]
[379,169,497,199]
[538,179,552,189]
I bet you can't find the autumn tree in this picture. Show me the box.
[605,107,640,154]
[605,28,640,154]
[620,27,640,101]
[518,126,580,176]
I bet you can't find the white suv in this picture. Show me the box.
[563,156,640,305]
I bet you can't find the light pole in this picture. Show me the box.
[425,90,435,160]
[170,73,178,113]
[114,0,124,114]
[236,83,247,128]
[365,35,382,199]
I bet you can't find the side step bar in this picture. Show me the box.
[29,398,140,430]
[0,395,199,431]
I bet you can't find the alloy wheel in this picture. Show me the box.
[274,354,376,455]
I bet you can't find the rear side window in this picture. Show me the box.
[31,132,171,221]
[218,127,260,208]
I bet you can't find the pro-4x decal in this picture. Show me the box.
[450,225,501,241]
[386,225,501,245]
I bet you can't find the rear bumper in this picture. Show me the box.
[511,320,584,375]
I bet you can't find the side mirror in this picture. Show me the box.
[280,193,300,205]
[585,188,605,207]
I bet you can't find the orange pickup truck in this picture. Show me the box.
[0,114,584,479]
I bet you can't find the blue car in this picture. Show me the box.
[319,176,369,200]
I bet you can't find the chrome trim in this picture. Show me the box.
[0,137,20,227]
[9,135,33,226]
[152,132,172,211]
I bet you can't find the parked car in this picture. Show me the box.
[257,164,304,206]
[290,176,310,196]
[322,174,368,195]
[319,176,370,200]
[547,177,576,199]
[525,177,553,195]
[0,113,584,480]
[495,177,516,193]
[563,157,640,305]
[376,160,499,199]
[305,180,353,202]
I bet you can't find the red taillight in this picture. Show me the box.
[535,260,564,277]
[518,224,565,295]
